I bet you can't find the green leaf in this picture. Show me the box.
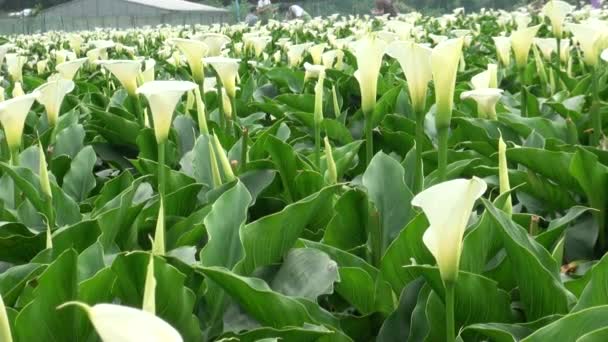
[363,152,414,252]
[62,146,97,202]
[572,254,608,311]
[322,189,368,250]
[483,199,574,320]
[14,250,78,342]
[522,306,608,341]
[270,248,339,301]
[236,186,336,275]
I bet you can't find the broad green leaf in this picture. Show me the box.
[572,254,608,311]
[62,146,97,202]
[522,306,608,341]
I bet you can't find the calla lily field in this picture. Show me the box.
[1,1,608,341]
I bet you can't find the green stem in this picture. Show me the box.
[314,122,321,169]
[414,111,425,193]
[240,128,248,173]
[556,37,562,91]
[131,94,144,127]
[157,141,166,198]
[519,67,528,117]
[591,67,602,146]
[437,128,449,183]
[445,281,456,342]
[365,110,374,166]
[216,79,225,130]
[10,147,20,209]
[230,96,238,137]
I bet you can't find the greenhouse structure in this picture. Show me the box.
[0,0,229,34]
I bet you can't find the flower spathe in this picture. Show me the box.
[35,79,75,126]
[493,36,512,67]
[511,25,541,69]
[542,1,573,38]
[287,43,314,67]
[0,92,40,151]
[56,57,88,80]
[386,41,432,114]
[96,60,142,96]
[431,37,463,129]
[171,38,208,82]
[412,177,487,283]
[352,35,387,115]
[59,302,183,342]
[567,23,604,67]
[5,54,27,82]
[136,81,197,144]
[205,57,240,99]
[196,33,231,57]
[460,88,504,120]
[309,43,327,65]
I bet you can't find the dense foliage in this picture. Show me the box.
[0,2,607,341]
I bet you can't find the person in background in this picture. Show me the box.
[372,0,398,18]
[245,7,259,26]
[283,3,312,21]
[257,0,274,24]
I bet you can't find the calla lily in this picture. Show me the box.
[221,88,232,121]
[287,43,314,67]
[322,49,345,70]
[68,34,84,55]
[141,59,156,84]
[309,43,327,65]
[387,41,432,114]
[493,36,512,66]
[96,60,141,96]
[560,39,571,63]
[567,23,604,66]
[171,38,208,82]
[431,38,463,129]
[136,81,197,144]
[143,254,156,314]
[352,35,387,115]
[386,20,413,41]
[56,57,87,80]
[12,82,24,98]
[0,293,11,342]
[37,59,49,75]
[324,136,337,185]
[196,33,231,57]
[39,141,52,200]
[59,302,183,342]
[248,36,272,57]
[35,80,75,126]
[498,136,512,215]
[514,12,532,29]
[411,177,487,283]
[5,54,27,82]
[205,57,240,99]
[0,92,39,154]
[471,64,498,89]
[511,25,541,69]
[542,0,573,38]
[460,88,504,120]
[304,63,326,81]
[534,38,557,61]
[430,34,449,45]
[0,43,14,66]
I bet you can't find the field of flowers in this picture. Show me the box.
[0,1,607,341]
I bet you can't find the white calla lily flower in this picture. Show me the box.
[0,92,39,152]
[171,38,208,82]
[0,294,11,342]
[386,41,432,114]
[287,43,314,67]
[35,80,75,126]
[96,60,142,96]
[534,38,557,61]
[56,57,88,80]
[205,57,240,99]
[542,0,573,38]
[309,43,327,65]
[460,88,504,119]
[59,302,183,342]
[412,177,487,283]
[431,38,463,129]
[352,35,387,115]
[136,81,197,143]
[0,44,15,66]
[493,36,512,66]
[304,63,326,81]
[5,54,27,82]
[511,25,541,69]
[141,59,156,84]
[567,23,605,67]
[196,33,231,57]
[322,49,345,70]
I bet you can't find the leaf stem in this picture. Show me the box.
[10,147,20,209]
[157,141,166,198]
[414,110,425,193]
[365,110,373,166]
[240,128,248,173]
[437,127,449,183]
[445,281,456,342]
[519,67,527,117]
[314,121,321,169]
[131,94,144,127]
[591,67,602,146]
